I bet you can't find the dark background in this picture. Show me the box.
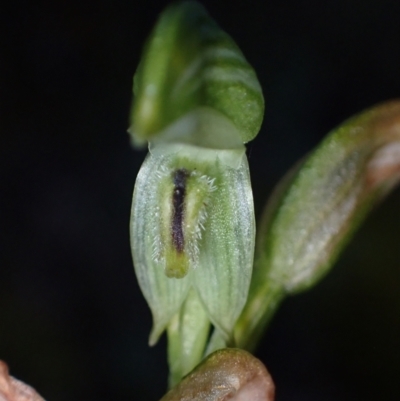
[2,0,400,400]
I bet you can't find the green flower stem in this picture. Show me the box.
[204,330,228,357]
[234,275,284,352]
[167,289,210,388]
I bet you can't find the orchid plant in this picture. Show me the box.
[127,1,400,400]
[1,2,399,401]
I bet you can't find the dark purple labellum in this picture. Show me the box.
[171,169,189,253]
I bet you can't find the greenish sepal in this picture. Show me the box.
[129,1,264,148]
[130,152,193,345]
[193,154,255,342]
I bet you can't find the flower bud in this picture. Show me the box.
[258,100,400,294]
[235,100,400,350]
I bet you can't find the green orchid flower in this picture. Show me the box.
[129,1,264,384]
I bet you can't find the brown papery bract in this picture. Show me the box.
[161,349,274,401]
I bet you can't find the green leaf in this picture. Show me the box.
[129,1,264,148]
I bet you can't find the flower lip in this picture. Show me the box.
[171,168,189,254]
